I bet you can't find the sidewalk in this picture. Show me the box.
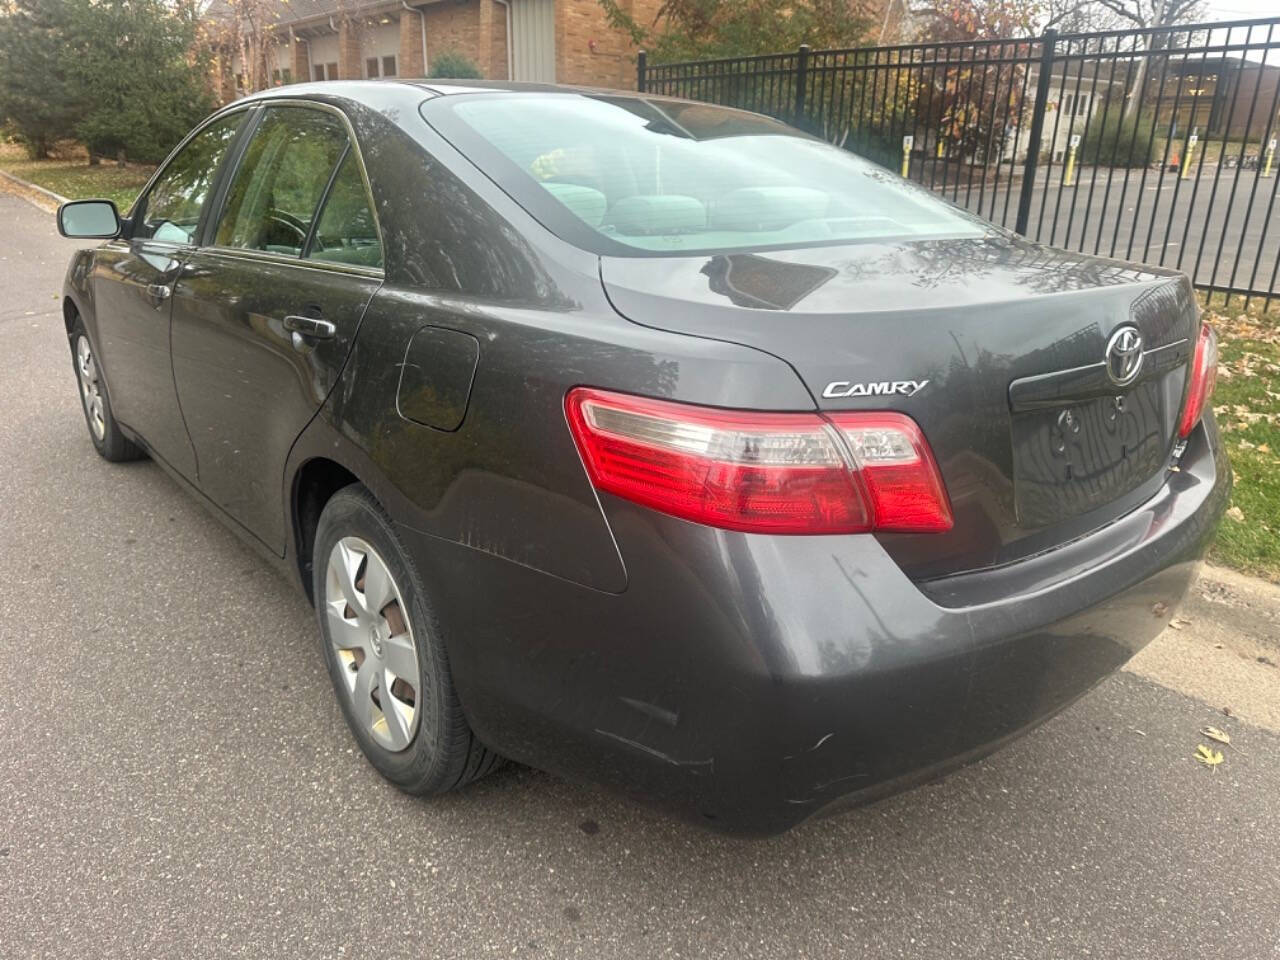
[1129,563,1280,731]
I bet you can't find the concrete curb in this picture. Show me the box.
[0,167,68,210]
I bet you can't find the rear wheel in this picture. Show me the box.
[69,320,143,462]
[313,484,500,793]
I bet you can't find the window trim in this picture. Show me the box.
[195,245,386,279]
[199,98,386,278]
[125,106,254,247]
[300,143,351,258]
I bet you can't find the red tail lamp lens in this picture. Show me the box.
[565,388,952,535]
[1177,323,1218,439]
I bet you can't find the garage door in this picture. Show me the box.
[511,0,555,82]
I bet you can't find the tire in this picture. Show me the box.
[68,319,144,462]
[312,484,501,793]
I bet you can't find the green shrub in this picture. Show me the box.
[428,51,483,80]
[1079,111,1157,168]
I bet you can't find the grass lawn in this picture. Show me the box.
[0,142,153,210]
[1204,296,1280,581]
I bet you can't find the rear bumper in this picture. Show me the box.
[400,416,1230,835]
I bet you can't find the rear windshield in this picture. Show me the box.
[425,93,986,256]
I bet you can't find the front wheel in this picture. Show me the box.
[69,320,143,462]
[313,485,501,793]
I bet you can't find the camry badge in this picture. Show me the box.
[822,379,930,399]
[1105,325,1144,386]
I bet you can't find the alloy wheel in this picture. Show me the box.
[75,335,106,441]
[325,536,420,752]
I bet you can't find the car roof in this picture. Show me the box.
[232,78,641,107]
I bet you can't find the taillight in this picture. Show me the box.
[1177,323,1218,439]
[564,388,952,535]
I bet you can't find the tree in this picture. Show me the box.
[909,0,1043,167]
[597,0,875,63]
[0,0,213,164]
[63,0,214,164]
[1087,0,1208,118]
[200,0,290,97]
[0,0,81,158]
[910,0,1043,41]
[1088,0,1205,31]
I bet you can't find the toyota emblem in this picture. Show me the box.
[1105,325,1144,386]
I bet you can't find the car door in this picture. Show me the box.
[169,102,383,552]
[89,111,247,478]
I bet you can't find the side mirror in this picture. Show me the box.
[57,199,122,239]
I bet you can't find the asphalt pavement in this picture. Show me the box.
[925,164,1280,299]
[2,190,1279,960]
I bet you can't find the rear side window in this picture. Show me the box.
[214,107,348,256]
[307,151,382,269]
[433,93,986,256]
[138,112,244,243]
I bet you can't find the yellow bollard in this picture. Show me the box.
[1064,134,1080,187]
[1265,138,1277,178]
[937,138,945,159]
[1181,133,1198,180]
[901,135,914,178]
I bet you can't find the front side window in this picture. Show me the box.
[214,107,348,256]
[431,93,987,256]
[308,151,383,269]
[137,112,244,243]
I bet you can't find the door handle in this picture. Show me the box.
[283,315,336,340]
[146,283,172,301]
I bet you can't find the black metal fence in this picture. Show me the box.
[639,17,1280,308]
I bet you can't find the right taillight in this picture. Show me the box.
[564,387,952,535]
[1177,322,1218,439]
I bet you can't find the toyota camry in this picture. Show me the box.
[56,81,1230,834]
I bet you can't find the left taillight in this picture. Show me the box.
[1177,322,1218,439]
[564,387,953,535]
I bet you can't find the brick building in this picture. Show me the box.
[205,0,662,103]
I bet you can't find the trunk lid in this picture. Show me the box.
[600,235,1199,580]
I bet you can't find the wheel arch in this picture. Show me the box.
[62,295,80,335]
[291,455,363,603]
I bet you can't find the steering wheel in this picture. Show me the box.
[262,209,308,250]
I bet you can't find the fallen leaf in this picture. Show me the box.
[1226,506,1245,522]
[1201,726,1231,745]
[1259,443,1271,454]
[1195,744,1224,769]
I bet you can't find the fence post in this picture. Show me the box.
[637,50,647,93]
[794,44,810,126]
[1015,28,1057,236]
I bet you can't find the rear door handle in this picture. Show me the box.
[146,283,172,301]
[283,315,336,340]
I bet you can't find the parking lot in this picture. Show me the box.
[2,190,1280,959]
[927,164,1280,298]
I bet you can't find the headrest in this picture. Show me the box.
[541,182,608,227]
[605,195,706,236]
[710,187,830,232]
